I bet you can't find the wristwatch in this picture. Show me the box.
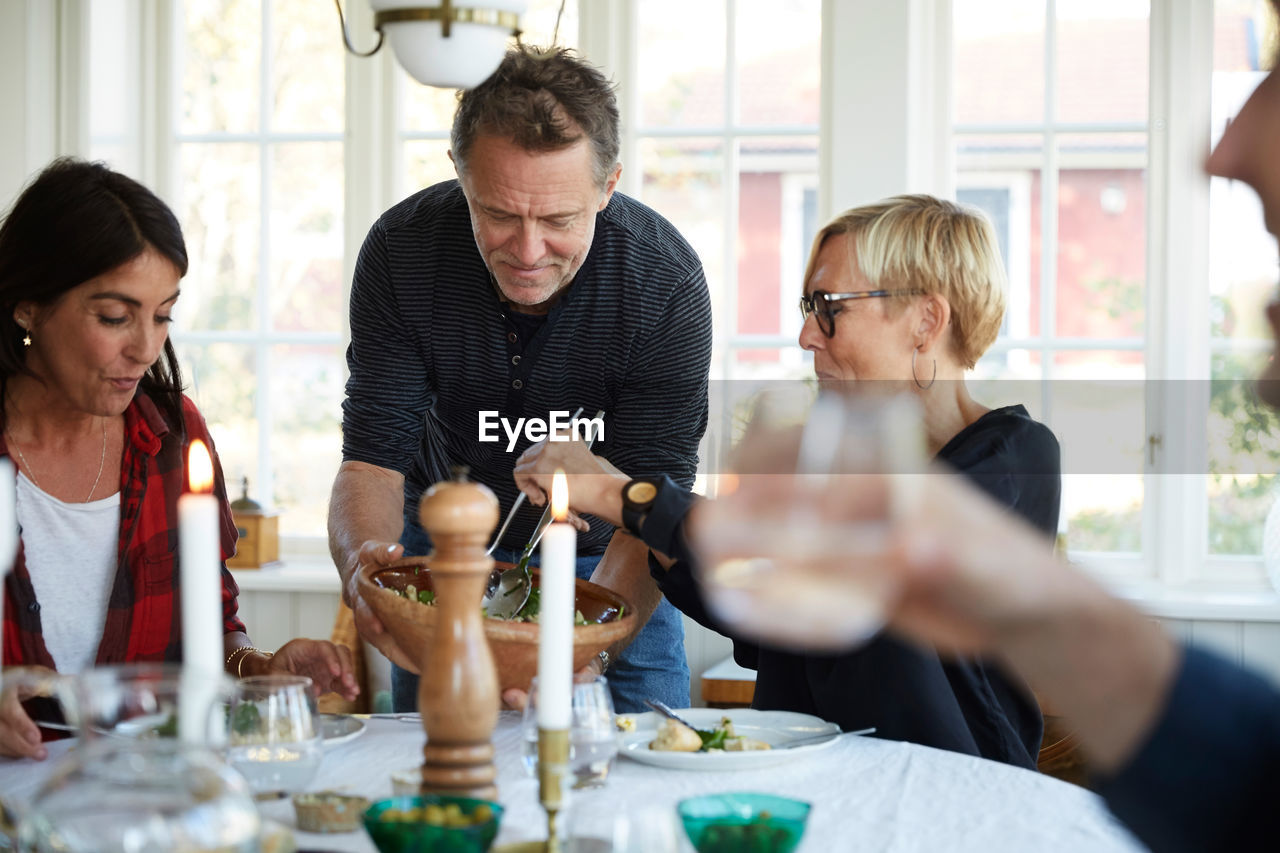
[596,649,611,674]
[620,477,661,538]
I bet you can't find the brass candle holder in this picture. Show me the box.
[537,727,570,853]
[494,726,581,853]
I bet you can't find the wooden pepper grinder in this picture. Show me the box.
[417,466,501,799]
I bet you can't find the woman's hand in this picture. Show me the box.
[266,640,361,701]
[0,665,57,760]
[513,438,630,530]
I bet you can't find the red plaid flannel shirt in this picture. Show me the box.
[2,393,245,669]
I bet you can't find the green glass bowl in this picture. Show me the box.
[678,792,810,853]
[362,794,503,853]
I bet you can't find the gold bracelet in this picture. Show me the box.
[225,646,273,678]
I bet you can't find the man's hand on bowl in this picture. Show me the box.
[347,541,417,673]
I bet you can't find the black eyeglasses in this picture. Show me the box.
[799,289,925,337]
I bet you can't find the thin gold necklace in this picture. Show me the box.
[6,418,108,502]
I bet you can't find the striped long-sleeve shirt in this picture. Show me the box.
[342,180,712,555]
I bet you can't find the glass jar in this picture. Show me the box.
[17,739,260,852]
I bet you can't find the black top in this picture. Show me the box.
[341,180,713,554]
[642,404,1061,768]
[1094,646,1280,852]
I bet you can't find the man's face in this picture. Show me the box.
[1207,68,1280,403]
[455,134,621,314]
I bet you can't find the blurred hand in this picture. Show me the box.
[0,665,57,760]
[690,465,1072,656]
[513,438,629,530]
[344,540,417,673]
[882,470,1075,654]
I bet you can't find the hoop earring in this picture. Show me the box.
[912,347,935,390]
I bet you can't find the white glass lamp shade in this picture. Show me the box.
[370,0,529,89]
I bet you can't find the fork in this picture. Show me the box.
[644,698,707,733]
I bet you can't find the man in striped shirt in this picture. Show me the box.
[328,46,712,713]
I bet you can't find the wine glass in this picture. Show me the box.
[225,675,322,796]
[71,662,235,743]
[691,387,925,651]
[521,674,619,789]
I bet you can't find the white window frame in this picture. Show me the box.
[9,0,1271,591]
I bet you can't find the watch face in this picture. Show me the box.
[626,480,658,505]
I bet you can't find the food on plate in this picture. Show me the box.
[615,715,636,732]
[648,716,773,753]
[650,718,703,752]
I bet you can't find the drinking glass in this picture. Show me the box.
[521,675,619,789]
[691,388,925,651]
[225,675,322,796]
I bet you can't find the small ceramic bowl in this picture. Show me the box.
[389,766,422,796]
[363,794,503,853]
[677,792,810,853]
[292,791,369,833]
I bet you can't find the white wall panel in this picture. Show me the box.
[1187,620,1244,666]
[1241,622,1280,685]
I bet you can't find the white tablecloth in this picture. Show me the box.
[0,713,1147,852]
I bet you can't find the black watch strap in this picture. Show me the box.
[620,477,661,538]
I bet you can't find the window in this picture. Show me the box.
[64,1,1278,593]
[953,0,1150,573]
[627,0,821,384]
[89,0,346,540]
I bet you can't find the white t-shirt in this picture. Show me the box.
[18,473,121,672]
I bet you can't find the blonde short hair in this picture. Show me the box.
[803,194,1007,369]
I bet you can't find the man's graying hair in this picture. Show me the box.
[451,46,620,188]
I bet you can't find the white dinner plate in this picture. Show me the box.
[618,708,842,771]
[319,713,367,747]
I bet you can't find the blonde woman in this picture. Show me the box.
[514,195,1061,768]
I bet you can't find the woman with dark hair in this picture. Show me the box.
[0,159,358,760]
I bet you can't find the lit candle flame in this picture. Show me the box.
[551,469,568,521]
[188,440,213,493]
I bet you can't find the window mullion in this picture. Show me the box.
[1040,1,1058,422]
[257,0,274,509]
[1144,0,1214,585]
[141,0,176,198]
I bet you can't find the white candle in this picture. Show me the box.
[537,470,575,729]
[178,439,223,744]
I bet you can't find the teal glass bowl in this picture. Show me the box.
[678,792,810,853]
[362,795,503,853]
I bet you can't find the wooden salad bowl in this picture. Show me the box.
[358,556,636,693]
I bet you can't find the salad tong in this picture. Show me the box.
[481,408,604,619]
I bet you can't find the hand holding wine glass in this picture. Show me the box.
[689,388,925,651]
